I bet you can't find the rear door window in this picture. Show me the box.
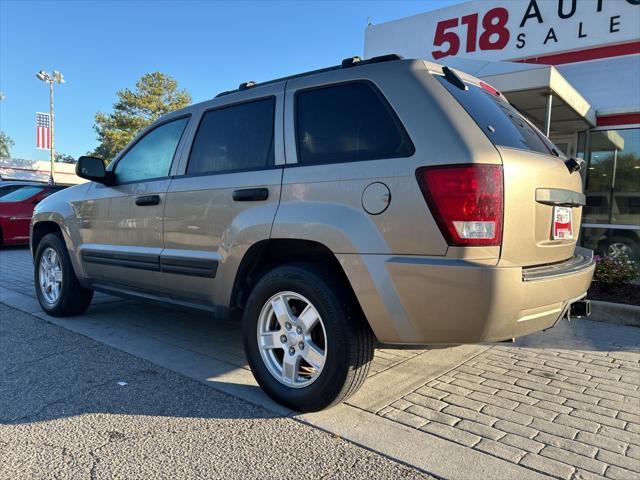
[435,74,560,156]
[187,97,275,175]
[295,82,414,165]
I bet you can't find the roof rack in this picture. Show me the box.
[215,54,404,98]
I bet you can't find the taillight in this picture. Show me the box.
[416,164,503,246]
[479,81,501,97]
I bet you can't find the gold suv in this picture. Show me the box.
[31,56,594,411]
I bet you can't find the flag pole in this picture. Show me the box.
[36,69,64,185]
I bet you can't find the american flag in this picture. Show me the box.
[36,112,51,150]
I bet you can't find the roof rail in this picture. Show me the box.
[341,54,403,68]
[239,81,256,91]
[215,54,404,98]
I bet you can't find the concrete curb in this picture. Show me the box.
[347,344,489,413]
[587,300,640,327]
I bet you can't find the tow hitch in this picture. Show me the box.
[570,299,591,318]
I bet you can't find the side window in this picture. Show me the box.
[114,117,189,183]
[187,97,275,175]
[295,82,414,165]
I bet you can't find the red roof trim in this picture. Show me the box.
[514,41,640,66]
[596,113,640,127]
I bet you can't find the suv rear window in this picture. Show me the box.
[295,82,414,165]
[435,74,559,157]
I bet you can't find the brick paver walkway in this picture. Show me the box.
[378,333,640,479]
[0,247,35,294]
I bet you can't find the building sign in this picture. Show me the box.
[365,0,640,62]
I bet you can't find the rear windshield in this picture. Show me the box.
[435,74,561,157]
[0,186,44,202]
[0,185,26,198]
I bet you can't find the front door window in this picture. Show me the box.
[114,117,189,183]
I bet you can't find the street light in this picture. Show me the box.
[36,69,65,184]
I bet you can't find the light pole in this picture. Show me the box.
[36,69,65,184]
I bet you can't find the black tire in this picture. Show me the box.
[34,233,93,316]
[242,263,374,412]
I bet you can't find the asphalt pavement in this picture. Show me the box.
[0,303,433,480]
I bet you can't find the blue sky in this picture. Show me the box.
[0,0,462,160]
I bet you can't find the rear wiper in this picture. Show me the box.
[442,66,467,91]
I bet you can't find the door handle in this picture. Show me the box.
[135,195,160,206]
[232,188,269,201]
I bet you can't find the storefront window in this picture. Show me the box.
[577,128,640,264]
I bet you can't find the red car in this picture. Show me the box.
[0,185,65,245]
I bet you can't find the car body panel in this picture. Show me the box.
[73,111,193,293]
[2,186,62,245]
[76,178,171,292]
[338,251,594,344]
[499,147,585,267]
[162,82,285,308]
[31,183,93,280]
[274,59,501,256]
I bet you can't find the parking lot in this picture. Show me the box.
[1,246,639,479]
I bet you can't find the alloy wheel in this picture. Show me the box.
[256,291,327,388]
[39,247,63,305]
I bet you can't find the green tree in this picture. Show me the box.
[91,72,191,163]
[55,152,76,164]
[0,131,14,157]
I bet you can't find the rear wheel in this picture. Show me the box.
[34,233,93,316]
[242,263,374,412]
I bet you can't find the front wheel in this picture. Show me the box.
[242,263,374,412]
[34,233,94,316]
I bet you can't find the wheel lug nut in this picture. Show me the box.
[280,335,287,343]
[285,322,292,330]
[298,342,304,350]
[296,327,302,334]
[289,347,295,355]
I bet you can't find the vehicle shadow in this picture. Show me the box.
[0,300,288,426]
[500,317,640,352]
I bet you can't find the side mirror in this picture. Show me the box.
[76,156,113,185]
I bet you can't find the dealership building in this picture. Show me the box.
[365,0,640,264]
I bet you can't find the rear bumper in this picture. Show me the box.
[338,249,595,345]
